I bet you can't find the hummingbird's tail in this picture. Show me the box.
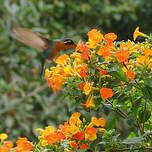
[39,47,51,78]
[40,61,45,78]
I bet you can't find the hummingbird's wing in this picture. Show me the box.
[12,27,50,50]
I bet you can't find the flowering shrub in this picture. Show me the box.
[1,27,152,151]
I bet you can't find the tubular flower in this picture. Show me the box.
[136,55,150,66]
[88,29,104,43]
[83,95,95,108]
[15,137,32,152]
[88,117,106,128]
[85,127,97,141]
[79,42,89,52]
[0,133,8,141]
[100,87,113,100]
[79,66,87,77]
[99,69,107,77]
[0,147,8,152]
[115,50,129,63]
[4,141,13,150]
[105,33,117,42]
[69,141,78,150]
[56,54,70,65]
[81,50,90,60]
[78,82,85,90]
[69,112,82,127]
[133,27,148,41]
[143,49,152,57]
[80,143,89,150]
[126,70,135,81]
[83,82,92,95]
[97,45,111,58]
[88,29,104,48]
[72,131,85,141]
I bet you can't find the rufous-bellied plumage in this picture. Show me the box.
[12,27,76,77]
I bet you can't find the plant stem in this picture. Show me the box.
[142,99,147,134]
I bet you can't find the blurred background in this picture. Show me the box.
[0,0,152,141]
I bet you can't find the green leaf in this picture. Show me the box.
[123,137,143,144]
[138,109,151,123]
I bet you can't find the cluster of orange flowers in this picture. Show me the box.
[36,112,106,151]
[45,27,151,108]
[0,133,32,152]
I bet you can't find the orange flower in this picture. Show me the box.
[79,66,87,77]
[85,127,97,141]
[133,27,148,41]
[4,141,13,150]
[69,112,82,126]
[136,55,150,66]
[45,133,56,144]
[75,40,81,51]
[81,50,90,60]
[126,70,135,81]
[16,137,32,151]
[56,54,70,65]
[83,82,92,95]
[97,45,111,58]
[50,75,64,93]
[99,69,107,76]
[0,147,8,152]
[79,42,89,52]
[100,87,113,100]
[105,33,117,42]
[69,141,78,150]
[83,95,95,108]
[54,131,66,142]
[78,82,85,90]
[88,29,104,44]
[143,49,152,57]
[88,117,106,127]
[72,131,85,141]
[115,50,129,63]
[80,143,89,150]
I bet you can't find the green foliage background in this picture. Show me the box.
[0,0,152,141]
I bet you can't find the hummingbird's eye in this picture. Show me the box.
[64,39,75,45]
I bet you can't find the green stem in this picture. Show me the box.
[142,99,147,134]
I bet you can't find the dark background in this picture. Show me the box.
[0,0,152,141]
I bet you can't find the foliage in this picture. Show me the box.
[1,27,152,151]
[1,0,152,142]
[43,28,152,151]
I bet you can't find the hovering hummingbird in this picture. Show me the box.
[12,27,76,77]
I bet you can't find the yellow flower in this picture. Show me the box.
[83,95,95,108]
[136,55,150,66]
[40,139,48,147]
[88,117,106,128]
[0,133,8,141]
[133,27,148,41]
[99,128,106,133]
[64,65,72,75]
[85,127,97,141]
[83,82,92,95]
[45,69,51,79]
[56,54,70,65]
[42,126,55,136]
[88,39,98,49]
[69,112,82,126]
[36,128,44,135]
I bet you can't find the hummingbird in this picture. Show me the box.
[12,27,76,77]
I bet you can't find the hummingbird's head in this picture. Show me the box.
[63,38,76,48]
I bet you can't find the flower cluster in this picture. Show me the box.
[0,133,32,152]
[45,27,151,109]
[36,112,106,151]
